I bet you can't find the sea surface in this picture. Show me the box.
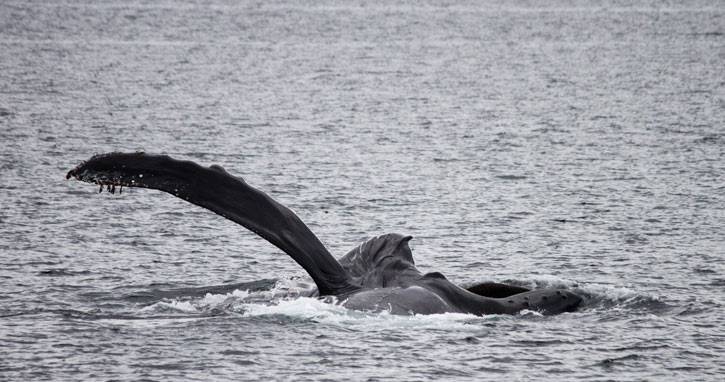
[1,1,724,380]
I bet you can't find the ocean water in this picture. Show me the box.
[1,0,724,380]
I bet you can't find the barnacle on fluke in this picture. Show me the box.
[67,152,150,194]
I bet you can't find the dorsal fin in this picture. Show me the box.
[67,152,359,296]
[337,233,419,288]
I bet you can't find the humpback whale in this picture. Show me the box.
[67,152,582,315]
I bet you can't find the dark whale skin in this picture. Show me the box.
[67,152,582,316]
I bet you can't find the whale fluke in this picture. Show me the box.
[67,152,359,296]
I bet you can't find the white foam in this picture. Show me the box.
[522,274,659,303]
[140,299,198,313]
[240,297,494,331]
[139,288,251,313]
[242,296,347,318]
[581,283,644,302]
[517,309,544,317]
[199,289,250,305]
[520,274,579,289]
[136,277,315,314]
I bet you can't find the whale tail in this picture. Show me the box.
[67,152,359,296]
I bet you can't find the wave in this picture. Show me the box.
[508,274,668,313]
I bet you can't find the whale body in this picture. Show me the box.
[67,152,582,315]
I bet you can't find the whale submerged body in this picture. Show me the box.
[67,152,582,316]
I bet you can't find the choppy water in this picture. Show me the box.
[1,1,724,380]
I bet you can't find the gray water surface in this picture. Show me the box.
[1,1,724,380]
